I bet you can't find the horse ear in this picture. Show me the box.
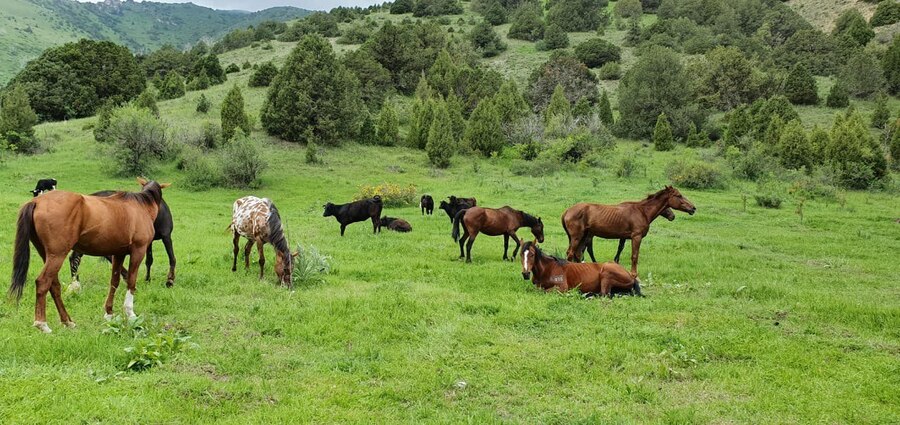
[136,177,148,186]
[159,183,171,189]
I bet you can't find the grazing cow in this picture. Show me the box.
[381,216,412,232]
[438,196,477,222]
[31,178,57,197]
[420,195,434,216]
[323,195,383,236]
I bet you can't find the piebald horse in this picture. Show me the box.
[9,178,169,333]
[452,206,544,263]
[230,196,296,288]
[521,241,642,297]
[562,186,696,276]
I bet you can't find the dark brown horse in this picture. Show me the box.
[578,207,675,263]
[452,206,544,263]
[9,178,168,333]
[520,241,641,297]
[562,186,695,277]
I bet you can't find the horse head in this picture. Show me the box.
[521,240,538,280]
[664,186,696,215]
[530,217,545,243]
[661,207,676,221]
[275,250,299,288]
[136,177,170,204]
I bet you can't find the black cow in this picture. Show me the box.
[323,195,383,236]
[31,178,57,197]
[381,216,412,232]
[438,196,477,222]
[420,195,434,216]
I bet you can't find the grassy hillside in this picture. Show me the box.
[0,0,311,85]
[786,0,877,32]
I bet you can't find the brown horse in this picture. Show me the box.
[578,207,676,263]
[521,241,642,297]
[230,196,296,288]
[562,186,696,276]
[452,206,544,262]
[9,178,169,333]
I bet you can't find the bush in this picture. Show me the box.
[249,62,278,87]
[197,121,222,150]
[783,63,818,105]
[574,38,621,68]
[653,112,675,151]
[510,157,560,176]
[1,85,39,153]
[528,53,599,112]
[225,63,240,74]
[134,89,159,117]
[242,61,252,70]
[376,103,400,146]
[541,130,610,164]
[826,81,849,108]
[666,159,726,189]
[546,0,609,32]
[354,183,417,207]
[754,192,783,209]
[219,133,266,188]
[180,146,223,190]
[597,62,621,80]
[291,243,331,286]
[840,52,886,99]
[541,24,569,50]
[469,21,507,57]
[508,4,545,41]
[615,153,639,178]
[871,95,891,129]
[103,106,169,176]
[726,144,771,181]
[196,94,211,114]
[827,109,888,188]
[221,85,251,142]
[871,1,900,27]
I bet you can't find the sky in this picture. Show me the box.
[76,0,383,12]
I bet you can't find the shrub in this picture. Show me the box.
[890,120,900,169]
[376,103,400,146]
[291,243,331,286]
[597,62,621,80]
[666,159,725,189]
[426,100,455,168]
[221,86,250,142]
[0,85,39,153]
[220,132,266,188]
[198,121,222,150]
[826,81,849,108]
[242,61,252,70]
[225,63,240,74]
[542,131,609,163]
[826,110,888,189]
[653,112,675,151]
[469,21,507,57]
[134,89,159,117]
[510,157,560,176]
[754,192,783,209]
[871,1,900,27]
[541,24,569,50]
[180,146,223,190]
[465,99,505,156]
[777,119,814,171]
[528,53,599,113]
[544,84,572,124]
[884,35,900,95]
[249,62,278,87]
[94,103,115,143]
[574,38,621,68]
[726,144,771,181]
[546,0,608,32]
[615,153,639,178]
[103,106,169,176]
[482,0,507,25]
[871,95,891,129]
[614,0,642,20]
[833,9,875,46]
[840,52,886,99]
[354,183,417,207]
[783,63,818,105]
[187,73,210,91]
[196,94,211,114]
[508,4,545,41]
[598,90,613,125]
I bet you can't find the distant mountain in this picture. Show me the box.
[0,0,311,85]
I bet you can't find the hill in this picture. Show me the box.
[0,0,311,85]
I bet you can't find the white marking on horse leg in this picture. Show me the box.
[104,313,114,321]
[63,321,76,328]
[124,290,135,319]
[33,321,52,333]
[68,280,81,293]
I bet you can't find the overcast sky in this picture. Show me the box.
[76,0,382,12]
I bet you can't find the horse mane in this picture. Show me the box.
[104,182,162,206]
[523,241,567,266]
[521,211,539,227]
[644,186,673,201]
[267,201,291,259]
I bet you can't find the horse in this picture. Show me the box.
[577,207,675,264]
[323,195,383,236]
[9,178,169,333]
[439,196,476,222]
[380,216,412,232]
[520,241,642,297]
[562,186,696,277]
[420,195,434,215]
[69,190,176,289]
[230,196,296,288]
[452,206,544,263]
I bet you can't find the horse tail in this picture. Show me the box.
[451,208,468,242]
[10,202,36,302]
[632,278,644,297]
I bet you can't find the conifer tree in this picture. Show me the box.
[465,99,505,156]
[871,94,891,129]
[376,102,400,146]
[0,85,38,138]
[598,90,613,125]
[777,119,814,171]
[783,63,818,105]
[883,35,900,95]
[427,99,455,168]
[196,94,211,113]
[826,81,849,108]
[493,80,529,125]
[135,89,159,117]
[221,85,250,142]
[544,84,571,123]
[652,112,674,151]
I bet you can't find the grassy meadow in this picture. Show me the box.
[1,4,899,424]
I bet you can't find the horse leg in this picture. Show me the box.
[231,232,240,272]
[503,235,510,260]
[49,272,74,328]
[243,238,254,270]
[68,251,83,292]
[510,233,521,260]
[33,255,65,333]
[586,237,597,263]
[256,238,266,280]
[465,232,477,263]
[630,236,642,278]
[162,236,176,287]
[124,249,146,319]
[614,238,626,263]
[144,242,154,282]
[104,255,125,320]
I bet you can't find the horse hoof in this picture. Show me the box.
[63,321,76,329]
[104,313,114,321]
[166,280,174,288]
[68,281,81,293]
[33,321,52,333]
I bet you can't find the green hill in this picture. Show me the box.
[0,0,311,85]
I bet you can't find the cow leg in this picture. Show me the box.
[162,236,176,287]
[510,233,521,260]
[68,251,83,292]
[503,235,510,260]
[614,238,626,263]
[104,255,125,320]
[372,216,379,234]
[144,242,154,282]
[232,232,240,272]
[256,238,266,280]
[340,224,347,237]
[243,238,254,270]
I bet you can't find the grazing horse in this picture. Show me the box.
[577,207,675,264]
[9,178,168,333]
[562,186,696,277]
[520,241,642,297]
[420,195,434,215]
[452,206,544,263]
[439,196,476,222]
[69,190,176,288]
[30,178,57,197]
[381,216,412,232]
[323,196,383,236]
[230,196,296,288]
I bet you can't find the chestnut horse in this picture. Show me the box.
[452,206,544,262]
[9,178,168,333]
[521,241,642,297]
[577,207,675,264]
[562,186,696,276]
[230,196,296,288]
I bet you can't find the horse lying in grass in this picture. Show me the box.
[9,178,169,333]
[562,185,696,277]
[520,241,642,297]
[452,206,544,263]
[230,196,296,288]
